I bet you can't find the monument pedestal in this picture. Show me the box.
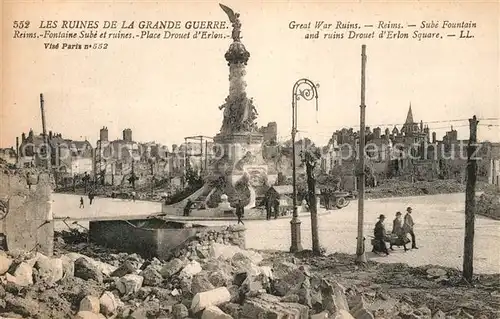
[212,132,269,207]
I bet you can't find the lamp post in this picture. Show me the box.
[290,78,319,253]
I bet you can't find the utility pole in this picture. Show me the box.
[463,115,479,282]
[39,93,50,170]
[183,138,187,188]
[205,140,208,172]
[200,136,204,175]
[355,44,368,264]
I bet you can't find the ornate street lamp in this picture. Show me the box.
[290,78,319,253]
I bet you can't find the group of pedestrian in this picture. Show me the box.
[79,192,96,209]
[372,206,418,256]
[265,197,280,220]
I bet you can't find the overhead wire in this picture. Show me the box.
[274,117,499,142]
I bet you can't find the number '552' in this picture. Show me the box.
[13,21,30,28]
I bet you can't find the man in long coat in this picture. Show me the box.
[404,206,418,249]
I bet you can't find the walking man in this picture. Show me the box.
[404,206,418,249]
[391,212,409,251]
[88,192,95,205]
[236,200,245,225]
[79,197,84,209]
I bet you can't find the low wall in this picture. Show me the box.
[0,170,54,256]
[89,219,245,260]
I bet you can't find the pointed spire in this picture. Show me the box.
[405,102,414,124]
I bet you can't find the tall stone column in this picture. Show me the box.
[228,63,247,99]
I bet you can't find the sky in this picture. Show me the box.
[1,1,499,149]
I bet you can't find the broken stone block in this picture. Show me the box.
[239,273,270,298]
[231,252,258,274]
[311,311,329,319]
[241,294,309,319]
[34,255,63,284]
[0,252,13,275]
[320,279,349,314]
[75,311,106,319]
[191,286,231,314]
[209,243,241,260]
[272,262,307,297]
[192,272,216,295]
[201,305,232,319]
[79,295,100,314]
[116,274,144,296]
[208,270,232,288]
[180,260,202,279]
[74,257,103,283]
[219,302,242,318]
[281,294,301,303]
[25,252,44,267]
[110,260,136,277]
[172,303,189,319]
[60,255,74,279]
[272,261,298,279]
[210,243,262,264]
[140,266,163,286]
[4,294,40,317]
[259,266,273,279]
[129,300,161,318]
[160,258,185,278]
[11,262,34,286]
[66,253,117,276]
[99,291,119,316]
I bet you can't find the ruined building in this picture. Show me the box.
[17,129,93,176]
[95,127,171,186]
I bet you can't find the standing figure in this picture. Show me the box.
[236,200,245,225]
[183,199,194,217]
[79,197,84,209]
[131,191,136,202]
[273,198,280,219]
[265,197,272,220]
[404,206,418,249]
[88,192,95,205]
[372,214,389,255]
[391,212,408,251]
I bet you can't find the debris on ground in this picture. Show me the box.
[365,180,467,199]
[0,231,498,318]
[477,185,500,220]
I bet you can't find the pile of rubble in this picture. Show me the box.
[366,180,466,199]
[477,186,500,220]
[1,240,374,319]
[2,236,499,318]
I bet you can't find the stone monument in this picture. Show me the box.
[213,4,269,207]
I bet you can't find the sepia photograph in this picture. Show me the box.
[1,1,499,318]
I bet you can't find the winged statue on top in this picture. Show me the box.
[219,3,242,42]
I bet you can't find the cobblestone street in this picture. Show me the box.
[53,192,500,274]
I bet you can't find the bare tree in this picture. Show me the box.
[301,147,322,255]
